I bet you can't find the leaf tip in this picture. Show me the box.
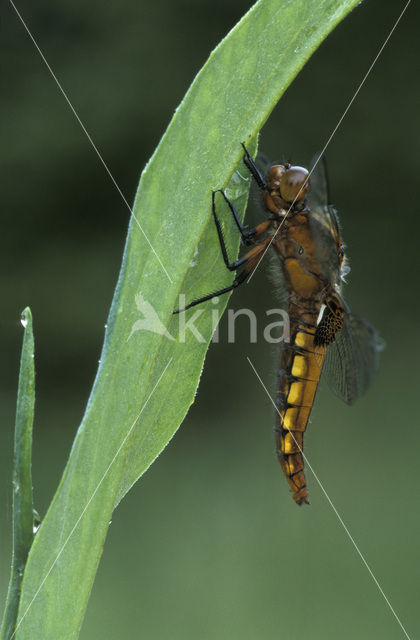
[20,307,32,329]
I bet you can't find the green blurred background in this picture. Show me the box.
[1,1,419,638]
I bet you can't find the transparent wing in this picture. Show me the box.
[308,152,330,209]
[267,249,290,308]
[256,151,273,176]
[245,152,273,226]
[307,154,342,285]
[323,313,384,405]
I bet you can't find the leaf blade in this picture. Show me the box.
[1,308,35,640]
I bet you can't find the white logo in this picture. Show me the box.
[127,293,175,341]
[127,293,290,345]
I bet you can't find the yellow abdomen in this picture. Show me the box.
[275,324,326,504]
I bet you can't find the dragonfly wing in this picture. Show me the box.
[307,154,342,286]
[323,313,383,405]
[267,249,290,308]
[256,151,274,175]
[308,152,330,208]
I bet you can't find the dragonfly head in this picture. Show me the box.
[268,164,310,205]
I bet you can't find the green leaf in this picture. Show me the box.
[13,1,362,637]
[1,308,35,640]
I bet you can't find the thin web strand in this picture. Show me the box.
[11,358,173,638]
[246,0,411,283]
[9,0,172,283]
[246,356,412,640]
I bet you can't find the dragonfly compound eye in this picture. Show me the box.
[267,165,286,189]
[280,166,310,203]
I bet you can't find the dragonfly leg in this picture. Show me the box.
[173,270,248,314]
[212,190,257,267]
[241,142,269,191]
[212,190,273,269]
[213,189,256,246]
[212,190,273,259]
[173,237,270,313]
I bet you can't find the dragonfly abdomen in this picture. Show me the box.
[275,322,326,505]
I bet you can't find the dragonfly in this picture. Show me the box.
[175,143,382,505]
